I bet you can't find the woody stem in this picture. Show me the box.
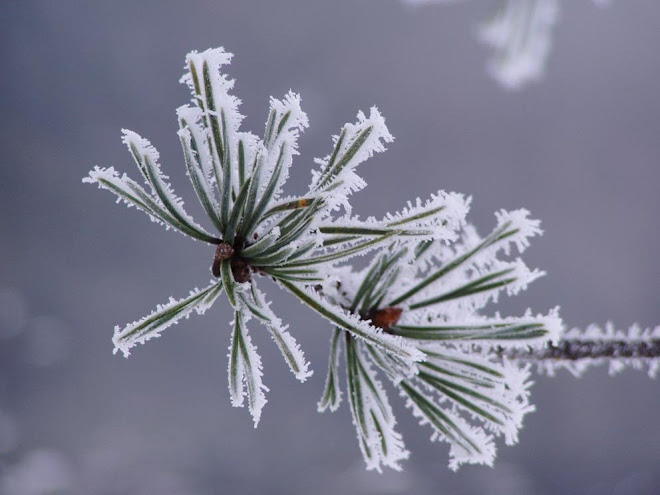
[499,339,660,361]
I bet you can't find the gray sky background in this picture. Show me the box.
[1,1,660,494]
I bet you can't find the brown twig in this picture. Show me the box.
[499,339,660,361]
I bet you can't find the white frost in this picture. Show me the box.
[243,284,313,382]
[310,107,394,214]
[227,311,269,427]
[112,281,223,358]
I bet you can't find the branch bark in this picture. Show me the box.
[499,339,660,361]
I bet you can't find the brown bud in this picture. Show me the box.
[212,243,235,277]
[216,242,234,259]
[231,258,252,283]
[370,307,403,330]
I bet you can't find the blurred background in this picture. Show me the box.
[1,1,659,493]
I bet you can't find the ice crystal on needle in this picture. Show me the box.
[86,46,565,470]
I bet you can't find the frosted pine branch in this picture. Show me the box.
[86,45,427,429]
[319,211,559,470]
[85,45,657,474]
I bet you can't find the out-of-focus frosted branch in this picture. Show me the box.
[477,0,559,90]
[403,0,609,90]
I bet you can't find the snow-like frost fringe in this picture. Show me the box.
[241,284,313,382]
[346,337,409,472]
[310,107,394,214]
[112,282,224,357]
[228,310,269,427]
